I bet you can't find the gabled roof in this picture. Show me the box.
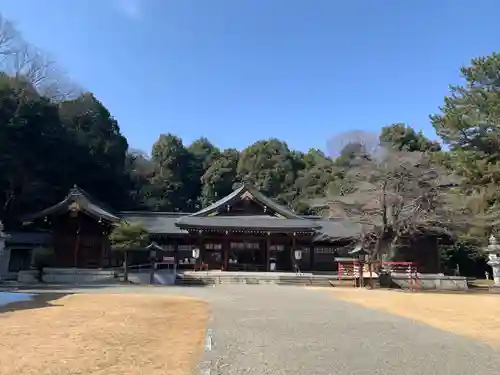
[22,186,121,223]
[189,183,304,219]
[146,241,165,251]
[18,184,364,240]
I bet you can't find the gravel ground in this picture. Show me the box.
[8,284,500,375]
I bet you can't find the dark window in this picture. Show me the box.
[205,243,222,250]
[230,242,259,250]
[313,247,337,271]
[270,244,285,251]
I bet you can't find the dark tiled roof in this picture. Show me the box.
[18,184,364,240]
[190,183,304,219]
[312,219,364,242]
[120,211,362,239]
[22,186,120,223]
[6,231,52,246]
[176,215,320,232]
[119,212,188,235]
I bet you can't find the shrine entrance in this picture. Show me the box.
[268,244,293,272]
[196,234,306,272]
[198,235,302,272]
[226,240,266,271]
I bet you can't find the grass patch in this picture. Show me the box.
[326,288,500,347]
[0,293,209,375]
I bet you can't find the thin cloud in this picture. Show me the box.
[113,0,143,19]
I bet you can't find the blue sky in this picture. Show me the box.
[1,0,499,155]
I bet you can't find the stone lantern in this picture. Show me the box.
[349,244,370,288]
[486,234,500,287]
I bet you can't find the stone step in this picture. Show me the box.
[175,275,338,287]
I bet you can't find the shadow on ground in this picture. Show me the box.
[0,292,67,314]
[0,284,114,292]
[0,281,212,294]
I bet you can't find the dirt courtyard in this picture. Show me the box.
[326,288,500,347]
[0,293,209,375]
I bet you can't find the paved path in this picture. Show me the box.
[10,284,500,374]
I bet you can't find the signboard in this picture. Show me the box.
[162,256,175,264]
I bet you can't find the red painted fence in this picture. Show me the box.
[337,260,419,291]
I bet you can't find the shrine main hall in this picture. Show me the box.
[3,184,364,276]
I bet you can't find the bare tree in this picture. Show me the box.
[0,13,80,101]
[327,147,470,261]
[0,14,17,57]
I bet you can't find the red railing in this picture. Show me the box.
[337,260,419,291]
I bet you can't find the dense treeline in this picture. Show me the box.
[128,125,441,215]
[1,14,500,274]
[0,66,448,221]
[0,76,131,220]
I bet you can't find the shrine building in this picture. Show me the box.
[2,183,366,277]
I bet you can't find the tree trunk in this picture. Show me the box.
[373,236,382,261]
[123,250,129,282]
[369,261,374,289]
[371,233,384,270]
[358,261,363,288]
[388,235,400,261]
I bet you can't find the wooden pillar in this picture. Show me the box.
[309,240,314,272]
[198,230,204,268]
[73,213,81,268]
[223,231,229,271]
[242,237,248,271]
[435,236,440,274]
[149,249,155,285]
[99,230,105,269]
[174,240,179,267]
[265,233,271,272]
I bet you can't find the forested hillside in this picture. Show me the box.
[1,14,500,274]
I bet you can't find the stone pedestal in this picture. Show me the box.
[486,235,500,288]
[488,255,500,287]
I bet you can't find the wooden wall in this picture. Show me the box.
[51,212,111,268]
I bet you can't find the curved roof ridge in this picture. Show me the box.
[189,183,303,219]
[21,185,120,223]
[188,184,246,217]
